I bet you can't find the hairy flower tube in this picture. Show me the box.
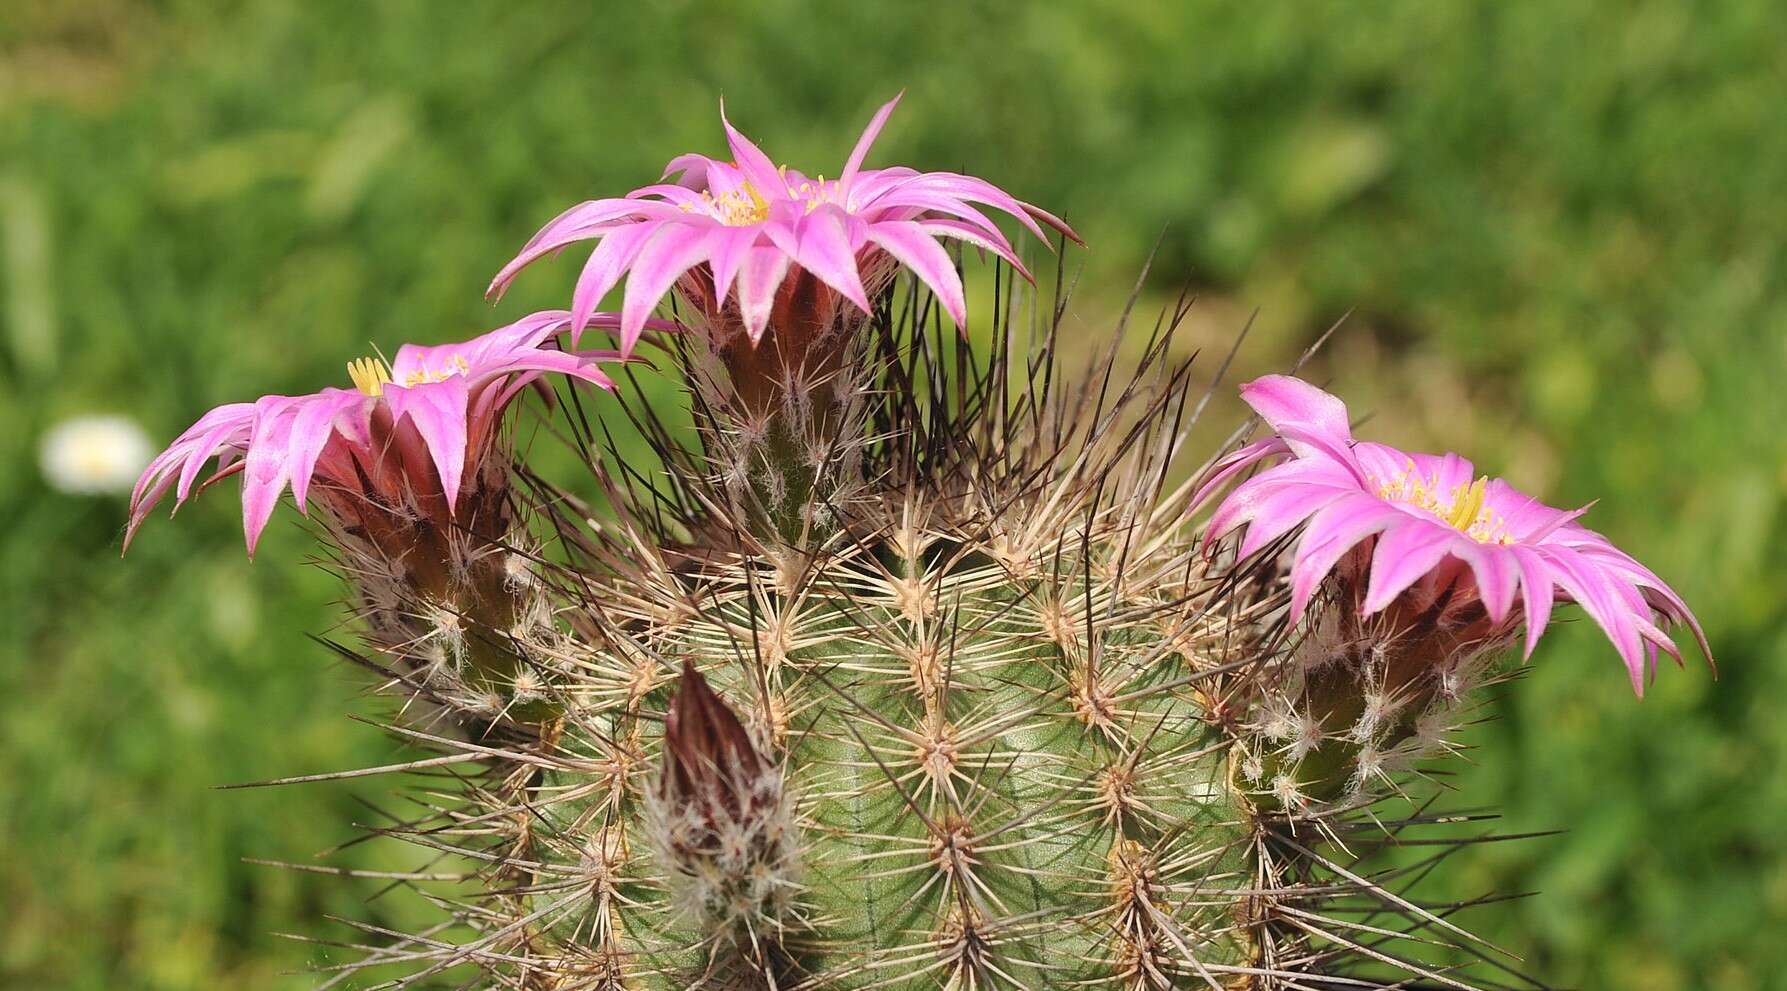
[489,92,1078,355]
[126,311,634,724]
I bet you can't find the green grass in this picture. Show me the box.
[2,1,1782,987]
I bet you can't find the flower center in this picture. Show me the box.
[1376,461,1511,544]
[695,181,771,226]
[402,355,470,387]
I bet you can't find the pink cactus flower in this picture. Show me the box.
[487,93,1079,354]
[127,311,635,556]
[1198,375,1711,694]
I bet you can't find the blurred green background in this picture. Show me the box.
[2,1,1782,988]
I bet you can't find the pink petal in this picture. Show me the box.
[1362,522,1460,615]
[719,100,788,198]
[840,92,903,193]
[1190,437,1292,515]
[757,202,803,260]
[736,246,791,342]
[792,204,870,313]
[1351,442,1421,487]
[1288,496,1405,622]
[917,218,1031,281]
[865,220,965,326]
[624,183,709,209]
[1236,482,1356,561]
[1454,542,1520,624]
[1421,452,1477,497]
[1205,458,1359,555]
[620,225,715,355]
[487,309,579,351]
[1536,545,1648,694]
[490,347,624,391]
[172,408,256,503]
[393,311,601,383]
[382,377,472,514]
[126,403,255,549]
[1274,423,1366,481]
[845,166,920,207]
[241,396,300,556]
[1585,547,1714,668]
[486,346,626,414]
[871,173,1051,243]
[662,152,723,188]
[1608,578,1682,669]
[571,221,663,345]
[1510,546,1557,661]
[707,225,760,308]
[1239,376,1355,453]
[487,199,675,300]
[286,390,366,512]
[861,190,1016,247]
[1021,200,1083,244]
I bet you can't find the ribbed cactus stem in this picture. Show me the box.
[298,267,1535,990]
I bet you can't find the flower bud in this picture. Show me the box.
[652,662,801,944]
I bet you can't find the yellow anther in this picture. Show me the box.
[743,181,768,216]
[1446,476,1489,532]
[347,356,392,397]
[1379,466,1509,543]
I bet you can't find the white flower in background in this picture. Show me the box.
[40,414,154,496]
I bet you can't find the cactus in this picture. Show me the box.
[124,99,1711,990]
[256,287,1543,990]
[289,286,1476,989]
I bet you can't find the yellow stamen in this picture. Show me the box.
[347,356,392,397]
[744,180,768,217]
[1445,476,1489,532]
[402,354,469,387]
[1378,464,1510,544]
[685,181,773,226]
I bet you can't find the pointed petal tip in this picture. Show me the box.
[1027,205,1085,246]
[840,92,907,188]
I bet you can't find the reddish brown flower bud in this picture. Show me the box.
[652,663,801,942]
[661,660,769,825]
